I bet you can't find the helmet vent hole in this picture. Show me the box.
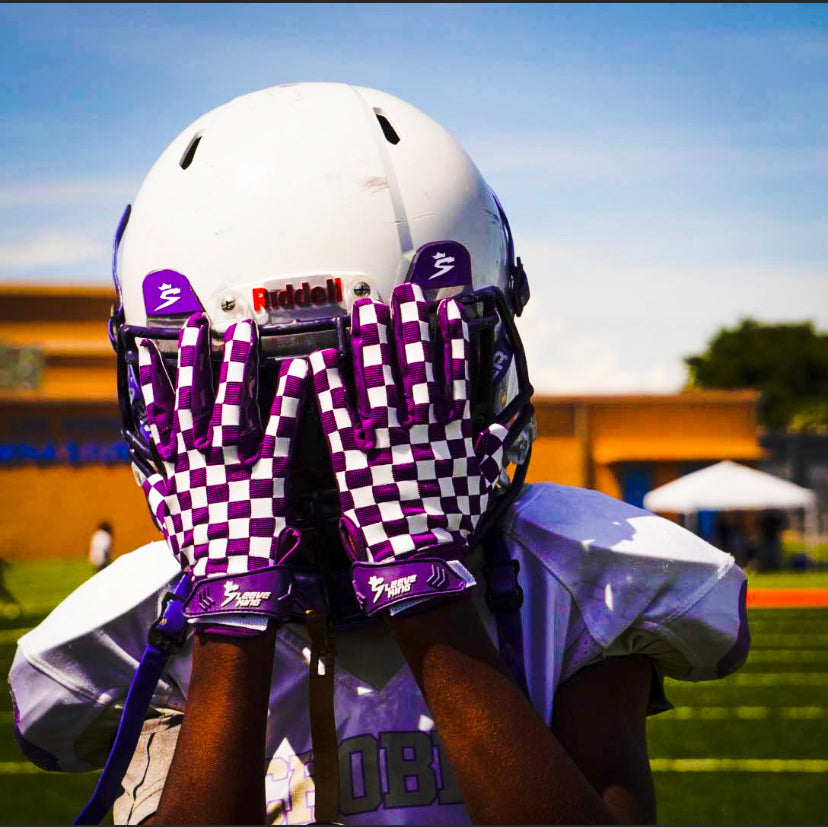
[179,134,202,170]
[374,112,400,145]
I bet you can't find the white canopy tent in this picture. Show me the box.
[643,460,818,550]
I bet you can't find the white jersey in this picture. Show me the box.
[9,483,749,824]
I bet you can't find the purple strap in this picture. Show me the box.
[74,574,192,826]
[482,528,529,697]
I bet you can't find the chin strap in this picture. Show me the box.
[482,525,529,698]
[479,435,532,700]
[306,610,341,825]
[74,573,192,825]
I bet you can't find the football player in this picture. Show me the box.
[9,83,750,825]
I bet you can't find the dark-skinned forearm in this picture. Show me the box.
[153,629,275,825]
[386,596,616,825]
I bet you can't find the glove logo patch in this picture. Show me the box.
[220,580,272,609]
[368,574,417,604]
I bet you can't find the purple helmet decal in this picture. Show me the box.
[142,270,203,316]
[408,241,472,289]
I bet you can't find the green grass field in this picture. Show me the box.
[1,560,826,824]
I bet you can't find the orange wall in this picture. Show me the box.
[525,436,584,488]
[2,464,160,561]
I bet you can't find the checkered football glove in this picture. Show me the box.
[309,282,507,615]
[138,312,309,635]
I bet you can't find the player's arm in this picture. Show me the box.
[133,314,309,824]
[550,653,656,824]
[148,630,276,825]
[387,594,626,825]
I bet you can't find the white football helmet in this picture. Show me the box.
[109,82,534,616]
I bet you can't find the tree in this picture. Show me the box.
[684,319,828,431]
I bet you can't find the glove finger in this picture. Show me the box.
[263,357,309,454]
[174,313,214,453]
[208,319,263,460]
[254,358,309,520]
[138,338,176,462]
[474,423,508,490]
[309,348,361,497]
[351,297,401,448]
[391,282,439,426]
[435,297,471,423]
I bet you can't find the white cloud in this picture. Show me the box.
[514,234,828,395]
[0,176,140,210]
[0,231,107,270]
[470,132,828,185]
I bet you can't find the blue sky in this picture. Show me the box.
[2,3,826,393]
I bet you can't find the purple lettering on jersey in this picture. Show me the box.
[142,270,203,316]
[408,241,472,289]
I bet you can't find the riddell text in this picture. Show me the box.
[252,278,343,312]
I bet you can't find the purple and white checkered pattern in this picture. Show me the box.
[309,283,507,568]
[138,313,308,585]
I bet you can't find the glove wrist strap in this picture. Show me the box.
[183,565,294,625]
[352,557,475,615]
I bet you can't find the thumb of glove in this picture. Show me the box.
[474,423,509,491]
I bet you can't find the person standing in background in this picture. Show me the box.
[88,522,113,572]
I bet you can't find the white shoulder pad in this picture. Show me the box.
[504,484,749,682]
[9,542,187,772]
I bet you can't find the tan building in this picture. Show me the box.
[1,284,763,559]
[1,285,158,560]
[526,392,763,505]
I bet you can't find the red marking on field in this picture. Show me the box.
[747,588,828,608]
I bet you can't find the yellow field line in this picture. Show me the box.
[673,673,828,687]
[0,762,48,775]
[2,705,822,727]
[746,649,828,662]
[748,633,828,646]
[665,706,825,720]
[650,759,828,772]
[0,759,824,775]
[0,761,101,776]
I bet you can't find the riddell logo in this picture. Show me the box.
[252,278,343,312]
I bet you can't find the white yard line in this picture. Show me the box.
[650,759,828,772]
[1,758,826,774]
[665,706,826,720]
[746,649,828,662]
[0,762,50,775]
[749,634,828,647]
[670,673,828,687]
